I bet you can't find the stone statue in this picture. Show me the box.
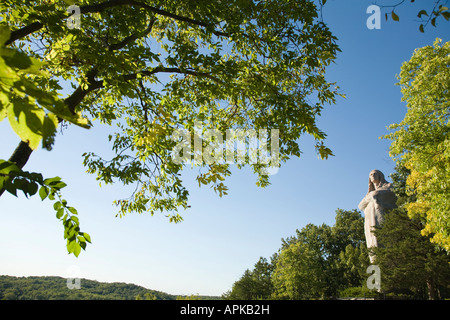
[358,169,397,262]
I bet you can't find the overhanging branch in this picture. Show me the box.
[2,1,227,195]
[6,0,228,46]
[5,22,44,46]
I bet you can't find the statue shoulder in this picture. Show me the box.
[378,182,393,191]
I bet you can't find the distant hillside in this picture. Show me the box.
[0,275,177,300]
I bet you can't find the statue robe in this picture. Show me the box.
[358,185,397,262]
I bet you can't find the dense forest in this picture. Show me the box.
[0,275,218,300]
[0,275,176,300]
[222,166,450,300]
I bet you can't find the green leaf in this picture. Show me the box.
[68,206,78,215]
[419,24,424,32]
[1,48,33,70]
[0,91,8,121]
[53,201,62,210]
[43,101,91,129]
[0,47,46,75]
[52,181,67,190]
[44,177,68,190]
[56,208,64,219]
[42,113,58,150]
[391,11,399,22]
[73,243,81,257]
[417,10,428,18]
[67,239,81,257]
[0,160,20,175]
[79,241,86,250]
[442,11,450,21]
[28,181,38,196]
[27,172,44,184]
[82,232,92,243]
[7,97,45,150]
[4,180,17,197]
[70,216,79,225]
[0,160,20,194]
[38,186,49,200]
[44,176,62,185]
[66,229,77,241]
[67,239,76,253]
[13,178,28,195]
[0,25,11,46]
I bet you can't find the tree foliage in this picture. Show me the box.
[0,275,175,300]
[222,257,274,300]
[374,208,450,299]
[0,159,91,257]
[0,22,92,256]
[223,209,369,300]
[272,209,368,299]
[225,190,450,300]
[384,39,450,251]
[224,166,450,300]
[1,0,342,253]
[373,165,450,300]
[272,237,328,299]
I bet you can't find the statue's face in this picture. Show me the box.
[369,170,380,184]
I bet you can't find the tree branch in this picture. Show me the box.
[5,0,228,46]
[0,141,34,197]
[5,22,44,46]
[124,66,223,83]
[1,64,220,196]
[108,16,156,51]
[376,0,406,10]
[127,1,229,37]
[81,0,229,37]
[7,141,33,169]
[1,2,225,198]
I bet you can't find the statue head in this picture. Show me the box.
[368,169,389,192]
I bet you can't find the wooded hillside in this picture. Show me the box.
[0,275,177,300]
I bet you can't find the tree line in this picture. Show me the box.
[0,275,222,300]
[222,166,450,300]
[0,275,176,300]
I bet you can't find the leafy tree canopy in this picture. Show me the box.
[224,209,369,300]
[374,207,450,299]
[383,39,450,251]
[272,209,368,299]
[373,164,450,300]
[221,257,274,300]
[1,0,342,255]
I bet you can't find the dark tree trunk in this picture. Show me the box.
[427,278,437,300]
[0,140,33,197]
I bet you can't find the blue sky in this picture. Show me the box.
[0,1,448,297]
